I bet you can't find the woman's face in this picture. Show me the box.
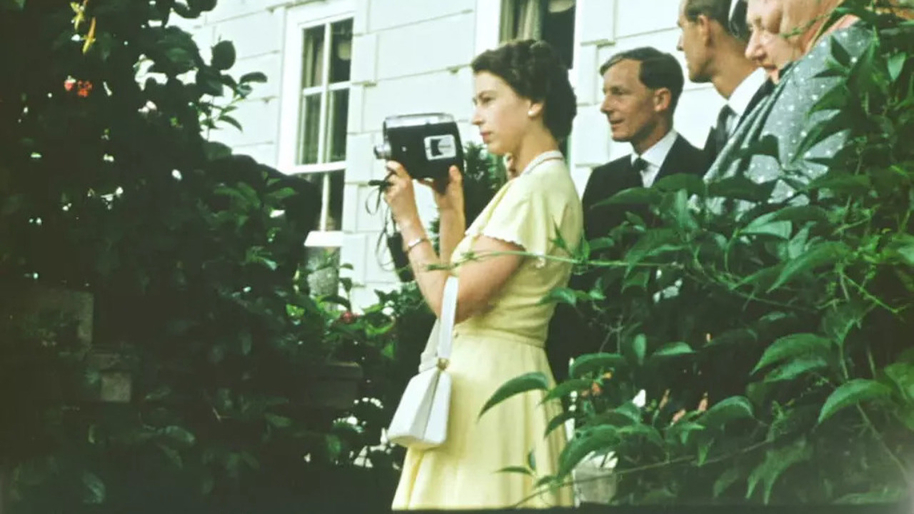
[471,71,535,156]
[745,0,802,81]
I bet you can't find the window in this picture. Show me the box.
[279,3,354,291]
[500,0,576,69]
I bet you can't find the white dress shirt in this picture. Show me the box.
[630,129,679,188]
[726,67,769,133]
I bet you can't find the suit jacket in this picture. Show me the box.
[703,80,773,165]
[546,134,708,381]
[582,134,708,243]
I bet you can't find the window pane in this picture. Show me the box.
[325,89,349,163]
[304,247,340,297]
[329,19,353,83]
[297,93,321,165]
[301,25,325,88]
[543,0,575,68]
[302,170,345,232]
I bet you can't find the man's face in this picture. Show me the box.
[599,59,666,144]
[677,0,711,83]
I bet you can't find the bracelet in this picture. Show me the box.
[405,236,430,254]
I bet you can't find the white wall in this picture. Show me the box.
[177,0,729,309]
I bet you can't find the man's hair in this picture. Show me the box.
[599,47,684,114]
[472,40,577,142]
[684,0,750,41]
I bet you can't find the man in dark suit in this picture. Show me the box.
[677,0,773,164]
[582,47,708,244]
[547,47,708,381]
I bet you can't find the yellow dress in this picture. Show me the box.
[392,154,583,510]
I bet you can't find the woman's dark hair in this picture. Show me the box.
[471,40,577,142]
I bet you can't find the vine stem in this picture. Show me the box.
[855,405,911,483]
[510,439,774,508]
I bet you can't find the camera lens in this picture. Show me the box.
[373,142,391,160]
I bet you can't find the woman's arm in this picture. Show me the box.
[399,215,522,323]
[436,208,466,265]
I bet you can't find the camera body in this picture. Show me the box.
[373,113,464,181]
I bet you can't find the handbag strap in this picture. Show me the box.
[418,275,458,372]
[436,275,458,360]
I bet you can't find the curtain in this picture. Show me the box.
[500,0,543,41]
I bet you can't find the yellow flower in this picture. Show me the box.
[70,2,86,30]
[82,17,97,54]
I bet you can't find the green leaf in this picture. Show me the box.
[835,488,906,504]
[0,0,25,11]
[746,438,813,503]
[540,287,577,306]
[542,378,592,403]
[887,52,907,82]
[818,379,893,424]
[203,141,232,161]
[624,334,647,366]
[708,176,777,203]
[594,187,660,207]
[569,353,626,379]
[652,341,694,358]
[240,331,253,355]
[497,466,534,476]
[188,0,216,12]
[557,426,619,477]
[211,41,236,70]
[82,471,106,504]
[770,205,831,225]
[743,212,792,240]
[157,443,184,468]
[240,71,269,83]
[829,37,852,68]
[527,449,537,471]
[163,426,196,446]
[544,410,576,437]
[479,372,549,418]
[885,233,914,267]
[700,396,754,429]
[767,241,850,292]
[220,115,243,131]
[652,172,707,196]
[884,362,914,402]
[764,355,829,383]
[713,468,742,498]
[751,333,833,374]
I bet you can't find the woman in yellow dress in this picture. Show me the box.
[382,40,582,509]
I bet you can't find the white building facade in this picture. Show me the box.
[180,0,729,308]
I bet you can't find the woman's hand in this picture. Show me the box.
[382,161,421,227]
[418,165,464,215]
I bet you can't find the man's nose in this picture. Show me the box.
[676,34,683,51]
[745,33,764,62]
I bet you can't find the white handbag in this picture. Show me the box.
[386,276,458,449]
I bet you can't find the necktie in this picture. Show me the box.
[713,105,735,155]
[632,157,648,173]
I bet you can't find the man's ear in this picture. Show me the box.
[697,14,713,45]
[653,88,672,114]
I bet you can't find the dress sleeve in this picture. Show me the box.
[478,176,555,261]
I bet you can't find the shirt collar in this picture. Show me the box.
[520,150,564,177]
[631,129,678,170]
[728,68,768,118]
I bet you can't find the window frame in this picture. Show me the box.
[278,1,355,248]
[475,0,581,89]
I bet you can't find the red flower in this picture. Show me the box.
[76,80,93,98]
